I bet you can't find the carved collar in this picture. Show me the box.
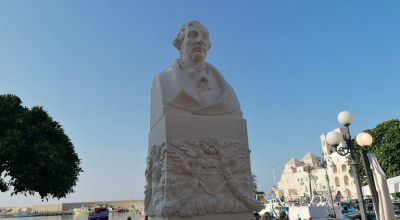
[179,59,208,78]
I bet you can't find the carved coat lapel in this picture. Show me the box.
[159,59,241,115]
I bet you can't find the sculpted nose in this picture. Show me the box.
[195,36,205,44]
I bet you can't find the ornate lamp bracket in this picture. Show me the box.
[336,145,350,156]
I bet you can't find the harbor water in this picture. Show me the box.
[5,212,144,220]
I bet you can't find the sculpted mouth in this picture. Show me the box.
[193,47,205,52]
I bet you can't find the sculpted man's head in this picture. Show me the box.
[173,21,211,65]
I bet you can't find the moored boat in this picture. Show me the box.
[107,207,123,213]
[74,206,92,214]
[258,187,288,218]
[88,208,109,220]
[93,204,123,213]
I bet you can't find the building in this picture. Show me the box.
[277,128,357,202]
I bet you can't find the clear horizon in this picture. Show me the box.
[0,199,143,209]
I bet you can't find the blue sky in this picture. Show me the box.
[1,1,399,207]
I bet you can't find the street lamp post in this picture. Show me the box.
[325,111,367,220]
[356,132,380,218]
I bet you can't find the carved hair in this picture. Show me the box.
[173,20,212,57]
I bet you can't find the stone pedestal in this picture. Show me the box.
[149,213,253,220]
[145,114,262,220]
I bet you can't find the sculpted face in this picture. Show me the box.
[180,23,210,65]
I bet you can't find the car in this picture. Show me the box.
[365,203,375,212]
[394,210,400,217]
[340,212,376,220]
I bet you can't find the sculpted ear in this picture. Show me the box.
[173,38,183,57]
[173,37,181,49]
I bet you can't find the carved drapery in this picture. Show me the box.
[144,138,262,217]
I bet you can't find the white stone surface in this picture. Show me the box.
[150,59,242,129]
[145,21,261,220]
[150,21,242,129]
[149,213,253,220]
[145,115,261,219]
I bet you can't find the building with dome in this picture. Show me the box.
[277,128,358,203]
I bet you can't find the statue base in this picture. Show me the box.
[145,114,261,219]
[149,212,254,220]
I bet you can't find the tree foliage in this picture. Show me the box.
[0,94,83,200]
[348,119,400,185]
[303,164,316,196]
[365,119,400,178]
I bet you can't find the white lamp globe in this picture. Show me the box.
[326,131,342,147]
[338,111,353,126]
[356,132,373,147]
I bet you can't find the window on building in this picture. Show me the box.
[341,164,347,172]
[333,167,338,174]
[335,177,340,187]
[344,176,349,186]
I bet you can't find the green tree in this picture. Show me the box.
[303,164,315,197]
[366,119,400,178]
[0,94,83,200]
[252,173,258,196]
[348,119,400,185]
[251,173,267,202]
[392,192,400,200]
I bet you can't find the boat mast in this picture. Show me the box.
[272,167,276,187]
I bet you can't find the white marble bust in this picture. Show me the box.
[150,21,242,129]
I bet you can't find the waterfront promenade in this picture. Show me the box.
[0,199,144,214]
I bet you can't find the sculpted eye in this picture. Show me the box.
[202,33,209,40]
[187,31,198,38]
